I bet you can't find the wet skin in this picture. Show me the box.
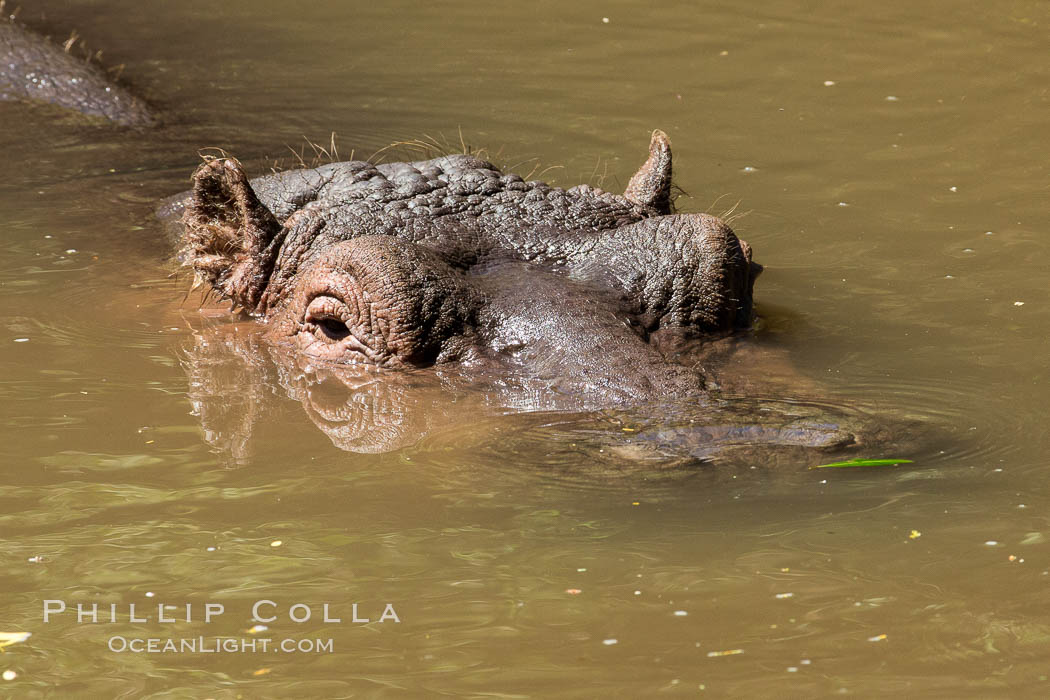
[175,133,904,460]
[0,18,152,125]
[178,131,761,404]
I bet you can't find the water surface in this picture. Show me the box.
[2,0,1050,696]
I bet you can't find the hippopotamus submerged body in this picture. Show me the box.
[0,17,152,125]
[180,132,761,403]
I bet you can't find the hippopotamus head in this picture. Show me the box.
[178,132,761,403]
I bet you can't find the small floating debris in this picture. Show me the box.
[566,589,582,595]
[885,95,899,101]
[824,80,836,86]
[601,17,609,23]
[775,593,794,599]
[985,541,1000,546]
[673,610,688,617]
[252,668,272,677]
[13,338,29,343]
[602,638,618,646]
[707,649,744,657]
[270,540,283,548]
[0,632,31,651]
[909,530,922,539]
[809,458,913,470]
[867,634,887,642]
[2,670,16,681]
[247,624,268,634]
[1014,301,1025,306]
[949,186,957,192]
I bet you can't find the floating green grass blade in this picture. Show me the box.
[809,458,914,470]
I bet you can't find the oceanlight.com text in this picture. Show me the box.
[107,636,335,654]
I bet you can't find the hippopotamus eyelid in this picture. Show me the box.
[303,296,352,339]
[315,318,351,341]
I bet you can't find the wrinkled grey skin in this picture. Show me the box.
[179,132,762,403]
[0,18,152,125]
[173,136,921,463]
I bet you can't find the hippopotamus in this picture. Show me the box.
[177,131,762,404]
[0,16,152,125]
[173,132,904,464]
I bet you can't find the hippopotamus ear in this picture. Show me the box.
[624,130,673,215]
[182,159,282,314]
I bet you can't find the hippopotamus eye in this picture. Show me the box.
[304,296,353,344]
[276,237,477,367]
[316,317,350,341]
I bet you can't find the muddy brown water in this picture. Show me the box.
[2,1,1049,697]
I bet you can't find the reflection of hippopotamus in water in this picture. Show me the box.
[182,319,877,460]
